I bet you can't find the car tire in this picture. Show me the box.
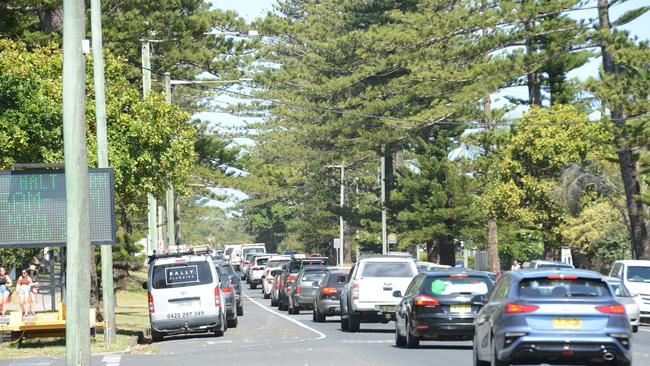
[271,299,278,307]
[395,321,406,348]
[250,282,257,290]
[633,325,638,333]
[227,317,238,328]
[264,292,270,299]
[405,319,419,348]
[214,318,225,337]
[314,305,326,322]
[491,342,508,366]
[349,313,360,333]
[237,305,244,317]
[341,316,349,331]
[151,328,164,342]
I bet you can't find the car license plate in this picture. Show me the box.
[552,318,583,329]
[176,301,198,308]
[450,304,472,313]
[379,305,396,313]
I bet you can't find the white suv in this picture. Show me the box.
[145,251,227,341]
[340,254,417,332]
[609,260,650,319]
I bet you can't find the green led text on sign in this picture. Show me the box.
[0,169,116,248]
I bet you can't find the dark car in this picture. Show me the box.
[278,257,329,311]
[395,270,494,348]
[287,267,329,314]
[215,270,238,328]
[215,261,244,317]
[473,270,632,366]
[313,270,349,322]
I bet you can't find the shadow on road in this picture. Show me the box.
[338,328,394,334]
[390,344,473,350]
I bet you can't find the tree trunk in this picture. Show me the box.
[598,0,650,259]
[343,219,352,264]
[525,16,542,106]
[38,7,63,34]
[89,250,100,313]
[438,236,455,266]
[426,240,439,263]
[487,219,500,272]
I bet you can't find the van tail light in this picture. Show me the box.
[214,286,222,308]
[148,292,155,314]
[413,294,439,307]
[596,304,626,314]
[505,303,539,314]
[352,283,359,302]
[322,287,337,295]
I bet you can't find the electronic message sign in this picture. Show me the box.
[0,169,116,248]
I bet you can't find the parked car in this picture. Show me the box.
[215,261,244,317]
[415,261,451,273]
[394,270,494,348]
[605,277,640,332]
[270,269,285,307]
[262,255,292,299]
[287,266,329,314]
[340,253,418,332]
[313,270,349,322]
[144,249,227,342]
[249,255,272,289]
[522,260,574,270]
[609,260,650,320]
[474,269,632,366]
[278,256,329,310]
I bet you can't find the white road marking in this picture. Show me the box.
[244,294,326,341]
[639,327,650,333]
[101,355,121,366]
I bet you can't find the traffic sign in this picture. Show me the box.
[0,168,116,248]
[333,238,341,249]
[387,233,397,244]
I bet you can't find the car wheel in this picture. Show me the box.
[349,313,360,333]
[405,319,419,348]
[271,299,277,307]
[214,318,225,337]
[237,305,244,317]
[250,282,257,290]
[341,308,350,331]
[227,317,238,328]
[151,328,164,342]
[264,292,270,299]
[395,320,406,348]
[491,341,508,366]
[633,325,638,333]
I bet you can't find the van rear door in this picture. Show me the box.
[150,260,217,317]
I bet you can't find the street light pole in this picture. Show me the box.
[90,0,116,345]
[339,162,345,265]
[141,40,158,254]
[63,0,91,363]
[165,73,176,249]
[381,152,387,255]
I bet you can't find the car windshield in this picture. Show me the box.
[152,261,213,289]
[609,282,632,297]
[361,262,414,277]
[519,278,611,298]
[256,258,270,266]
[243,248,264,256]
[423,276,492,300]
[627,266,650,283]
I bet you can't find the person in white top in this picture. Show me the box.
[511,260,521,271]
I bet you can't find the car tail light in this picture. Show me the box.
[223,286,233,294]
[547,275,578,280]
[596,304,625,314]
[413,294,439,307]
[296,286,301,295]
[287,275,296,282]
[174,259,187,262]
[148,292,155,314]
[449,273,468,278]
[214,286,222,308]
[352,283,359,302]
[322,287,337,295]
[505,303,539,313]
[253,267,260,271]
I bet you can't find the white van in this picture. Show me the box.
[145,251,227,341]
[223,244,243,269]
[609,260,650,319]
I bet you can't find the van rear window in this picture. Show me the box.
[152,262,213,289]
[361,262,414,277]
[519,278,611,298]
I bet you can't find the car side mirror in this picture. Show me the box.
[392,290,402,298]
[312,281,320,288]
[337,276,346,284]
[141,282,147,290]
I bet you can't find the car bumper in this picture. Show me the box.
[412,315,475,338]
[294,295,315,308]
[150,314,221,333]
[499,335,632,364]
[317,299,341,315]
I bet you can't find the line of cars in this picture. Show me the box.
[260,253,642,366]
[143,246,246,342]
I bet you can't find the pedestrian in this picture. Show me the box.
[511,260,521,271]
[16,269,34,316]
[0,267,12,316]
[27,265,39,314]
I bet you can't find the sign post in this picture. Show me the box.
[387,233,397,251]
[333,238,341,266]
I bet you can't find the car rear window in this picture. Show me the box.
[519,278,611,298]
[627,266,650,283]
[361,262,414,278]
[152,261,213,289]
[220,265,235,276]
[423,276,492,299]
[327,272,348,285]
[267,260,290,268]
[256,258,270,266]
[302,271,327,282]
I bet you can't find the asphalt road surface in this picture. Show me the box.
[3,287,650,366]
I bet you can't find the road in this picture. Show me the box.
[3,287,650,366]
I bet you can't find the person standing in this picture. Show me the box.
[16,269,34,316]
[0,267,12,316]
[27,265,39,314]
[511,260,521,271]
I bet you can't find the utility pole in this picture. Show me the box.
[339,162,345,265]
[165,73,176,249]
[63,0,91,363]
[142,40,158,253]
[90,0,116,345]
[381,152,387,255]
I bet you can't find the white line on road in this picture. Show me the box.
[101,355,121,366]
[244,294,326,341]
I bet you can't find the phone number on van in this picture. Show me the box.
[166,311,205,319]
